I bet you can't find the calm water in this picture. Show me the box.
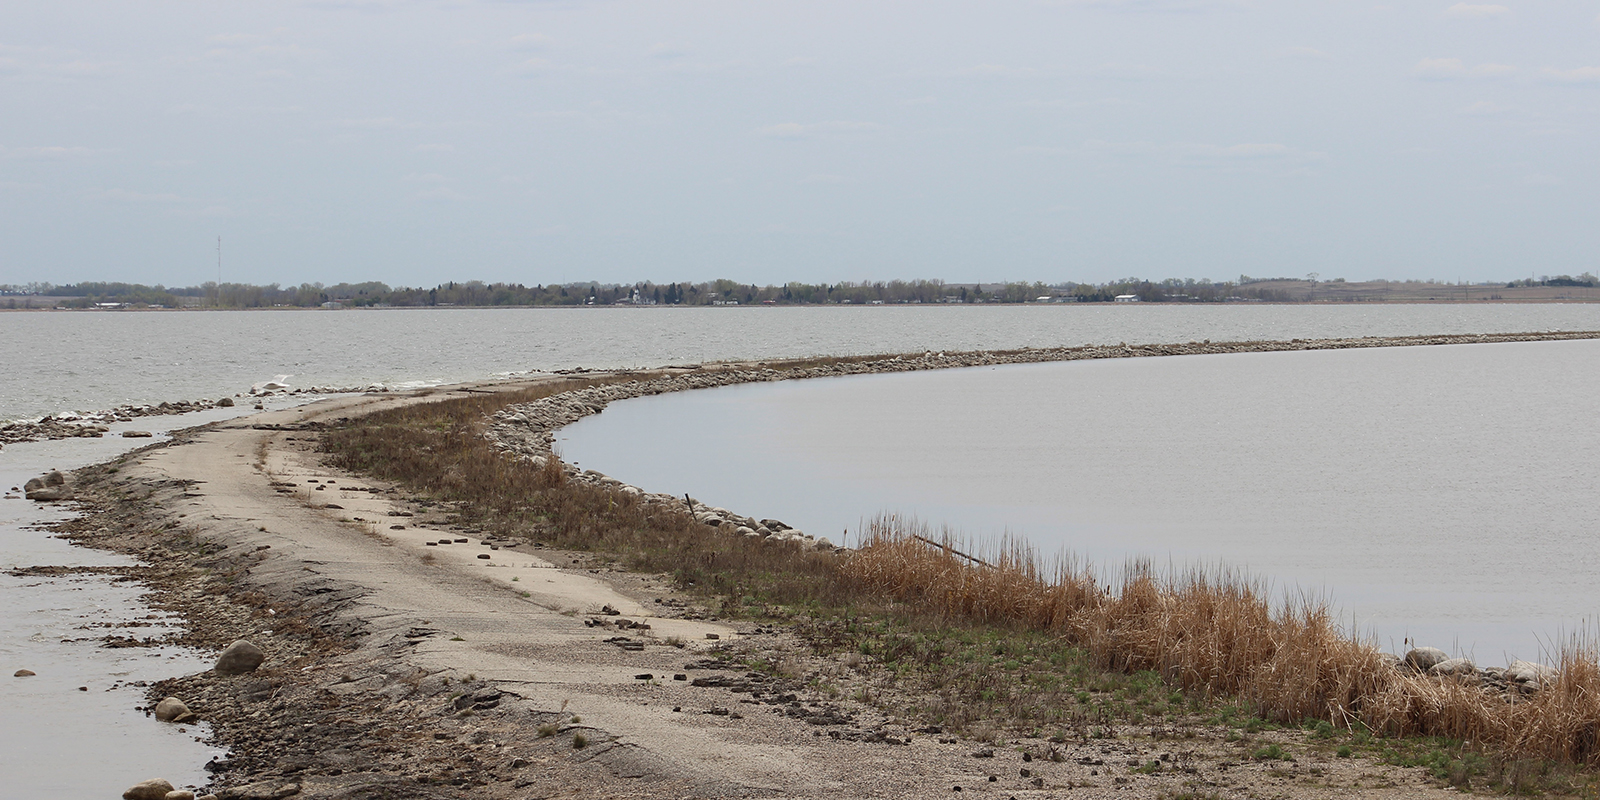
[5,303,1600,421]
[0,399,313,797]
[561,338,1600,663]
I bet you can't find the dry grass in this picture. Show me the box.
[319,378,859,608]
[844,516,1600,765]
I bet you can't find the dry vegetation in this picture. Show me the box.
[849,519,1600,767]
[318,369,1600,794]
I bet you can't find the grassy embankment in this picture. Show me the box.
[319,371,1600,794]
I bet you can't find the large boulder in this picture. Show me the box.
[44,470,65,486]
[25,485,72,502]
[123,779,176,800]
[23,477,44,492]
[1429,657,1477,677]
[214,640,265,675]
[1404,646,1449,672]
[153,697,192,722]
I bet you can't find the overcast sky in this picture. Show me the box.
[2,1,1596,288]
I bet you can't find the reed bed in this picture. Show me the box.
[844,515,1600,765]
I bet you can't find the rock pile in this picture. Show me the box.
[1400,646,1556,695]
[0,399,242,445]
[23,470,73,501]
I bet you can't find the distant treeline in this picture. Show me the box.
[0,277,1299,309]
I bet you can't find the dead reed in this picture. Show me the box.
[319,377,858,608]
[843,515,1600,765]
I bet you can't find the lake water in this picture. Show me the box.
[560,337,1600,663]
[2,303,1599,787]
[5,303,1600,421]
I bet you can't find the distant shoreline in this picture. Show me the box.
[6,297,1600,312]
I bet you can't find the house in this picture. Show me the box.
[1114,294,1141,303]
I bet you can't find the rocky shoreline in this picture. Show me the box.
[0,385,402,448]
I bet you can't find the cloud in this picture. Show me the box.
[1414,58,1516,78]
[757,121,883,139]
[1444,3,1510,18]
[412,187,468,202]
[1092,62,1168,80]
[1272,46,1330,60]
[1039,0,1242,12]
[0,47,118,80]
[508,33,551,51]
[1460,100,1512,115]
[645,42,689,59]
[960,64,1040,78]
[1,144,106,159]
[1080,139,1328,172]
[91,188,185,203]
[1542,66,1600,83]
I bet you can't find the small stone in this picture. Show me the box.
[123,431,154,438]
[972,747,995,758]
[216,780,301,799]
[123,778,176,800]
[477,554,491,560]
[14,669,34,677]
[214,640,265,675]
[165,791,197,800]
[704,633,720,640]
[218,397,235,407]
[154,697,191,722]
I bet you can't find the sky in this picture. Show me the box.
[1,1,1597,289]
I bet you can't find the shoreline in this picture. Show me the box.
[486,330,1600,544]
[34,331,1600,798]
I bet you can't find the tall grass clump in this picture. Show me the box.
[843,515,1600,765]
